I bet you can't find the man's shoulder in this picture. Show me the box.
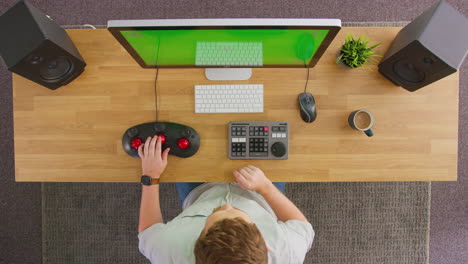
[138,218,205,263]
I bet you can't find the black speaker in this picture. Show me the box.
[0,0,86,90]
[378,1,468,92]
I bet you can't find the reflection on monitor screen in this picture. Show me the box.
[195,42,263,66]
[108,19,341,69]
[120,29,329,67]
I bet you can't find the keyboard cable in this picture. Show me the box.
[153,37,161,121]
[154,66,160,121]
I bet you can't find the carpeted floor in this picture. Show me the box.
[42,182,430,264]
[0,1,467,264]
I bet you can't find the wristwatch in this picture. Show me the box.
[141,175,160,186]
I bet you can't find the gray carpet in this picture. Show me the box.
[43,182,430,264]
[43,183,179,264]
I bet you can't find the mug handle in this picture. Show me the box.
[364,129,374,137]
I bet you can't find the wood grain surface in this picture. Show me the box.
[12,28,459,182]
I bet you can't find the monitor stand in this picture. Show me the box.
[205,68,252,81]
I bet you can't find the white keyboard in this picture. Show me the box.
[194,84,264,113]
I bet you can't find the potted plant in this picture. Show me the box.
[336,35,381,69]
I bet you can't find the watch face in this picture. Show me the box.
[141,175,152,186]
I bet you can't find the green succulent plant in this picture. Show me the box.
[336,35,381,69]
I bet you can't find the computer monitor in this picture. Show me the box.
[107,19,341,80]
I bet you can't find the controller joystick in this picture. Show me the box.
[131,138,143,149]
[177,138,190,149]
[156,134,166,144]
[122,122,200,158]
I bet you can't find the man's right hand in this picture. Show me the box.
[233,165,273,195]
[138,135,170,179]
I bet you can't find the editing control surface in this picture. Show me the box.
[122,122,200,158]
[228,121,289,160]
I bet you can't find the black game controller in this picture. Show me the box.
[122,122,200,158]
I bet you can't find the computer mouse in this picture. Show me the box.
[298,92,317,123]
[296,34,316,61]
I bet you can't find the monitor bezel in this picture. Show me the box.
[107,19,341,68]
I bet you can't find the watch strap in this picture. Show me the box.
[150,178,160,185]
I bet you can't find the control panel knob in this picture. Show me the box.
[127,127,138,138]
[271,142,286,157]
[131,138,143,149]
[177,138,190,149]
[156,134,166,144]
[182,129,192,138]
[154,122,166,132]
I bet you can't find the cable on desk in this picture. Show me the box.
[82,24,97,29]
[154,66,160,121]
[153,37,162,121]
[303,60,310,93]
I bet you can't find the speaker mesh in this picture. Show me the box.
[39,58,73,81]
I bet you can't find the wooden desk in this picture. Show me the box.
[13,28,458,182]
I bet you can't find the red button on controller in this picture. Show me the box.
[131,138,143,149]
[177,138,190,149]
[157,134,166,144]
[263,126,269,132]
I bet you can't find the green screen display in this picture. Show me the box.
[120,29,329,67]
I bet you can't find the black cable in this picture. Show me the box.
[154,66,159,121]
[153,37,161,121]
[304,60,310,93]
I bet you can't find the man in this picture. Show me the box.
[138,135,314,264]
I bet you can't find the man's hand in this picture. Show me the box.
[138,135,170,179]
[234,165,308,222]
[233,165,273,195]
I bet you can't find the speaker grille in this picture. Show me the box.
[393,60,426,83]
[39,58,73,81]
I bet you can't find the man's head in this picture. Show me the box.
[194,203,268,264]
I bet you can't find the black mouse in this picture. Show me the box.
[298,92,317,123]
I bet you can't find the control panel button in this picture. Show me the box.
[250,152,268,157]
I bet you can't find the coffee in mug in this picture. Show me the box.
[348,110,375,137]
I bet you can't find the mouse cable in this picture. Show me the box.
[304,61,310,93]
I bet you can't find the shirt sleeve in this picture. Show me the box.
[278,220,315,264]
[138,223,170,263]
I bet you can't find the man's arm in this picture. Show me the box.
[137,135,170,232]
[233,165,307,222]
[139,185,162,232]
